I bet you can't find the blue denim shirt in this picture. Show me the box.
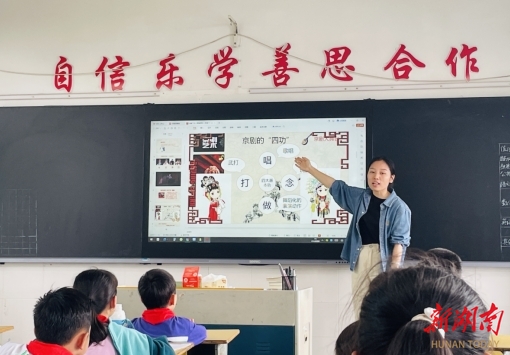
[330,180,411,271]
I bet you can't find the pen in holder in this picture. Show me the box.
[282,275,297,290]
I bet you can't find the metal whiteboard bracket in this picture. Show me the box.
[228,15,239,48]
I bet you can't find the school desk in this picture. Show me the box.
[186,329,240,355]
[491,334,510,352]
[118,287,313,355]
[170,342,194,355]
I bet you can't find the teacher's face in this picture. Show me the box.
[367,160,394,193]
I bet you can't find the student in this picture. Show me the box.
[132,269,207,345]
[0,287,92,355]
[295,156,411,317]
[335,321,359,355]
[428,247,462,276]
[356,265,489,355]
[73,269,174,355]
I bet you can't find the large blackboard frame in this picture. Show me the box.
[1,98,509,263]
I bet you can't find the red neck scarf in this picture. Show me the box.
[97,314,109,324]
[142,308,175,325]
[26,340,73,355]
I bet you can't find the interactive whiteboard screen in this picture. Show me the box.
[148,118,366,245]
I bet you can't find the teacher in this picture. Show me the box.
[294,156,411,317]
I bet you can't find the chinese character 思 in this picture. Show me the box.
[321,46,355,81]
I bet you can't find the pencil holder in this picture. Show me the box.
[282,276,296,290]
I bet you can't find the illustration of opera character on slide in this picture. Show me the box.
[186,124,362,227]
[201,176,226,221]
[309,179,331,218]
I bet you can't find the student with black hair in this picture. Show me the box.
[132,269,207,345]
[295,156,411,317]
[73,269,174,355]
[356,265,489,355]
[335,321,359,355]
[428,247,462,276]
[0,287,92,355]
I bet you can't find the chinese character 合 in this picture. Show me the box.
[54,56,73,93]
[207,46,238,89]
[383,44,426,80]
[262,43,299,87]
[445,44,479,80]
[479,303,504,335]
[95,56,131,91]
[321,46,355,81]
[156,53,184,90]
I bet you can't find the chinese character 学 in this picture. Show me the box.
[262,43,299,87]
[384,44,425,80]
[207,46,238,89]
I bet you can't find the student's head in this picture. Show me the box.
[357,265,488,355]
[138,268,177,310]
[33,288,92,355]
[335,321,359,355]
[428,248,462,277]
[73,269,118,345]
[367,156,396,193]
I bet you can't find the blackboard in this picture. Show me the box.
[372,97,510,262]
[0,98,509,262]
[0,105,145,258]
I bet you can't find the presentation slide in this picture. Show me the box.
[148,117,366,244]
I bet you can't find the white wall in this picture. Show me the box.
[0,1,509,354]
[2,0,510,106]
[0,263,508,354]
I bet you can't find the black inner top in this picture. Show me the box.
[359,194,385,245]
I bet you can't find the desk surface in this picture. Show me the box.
[492,335,510,350]
[0,326,13,334]
[170,342,194,355]
[203,329,240,344]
